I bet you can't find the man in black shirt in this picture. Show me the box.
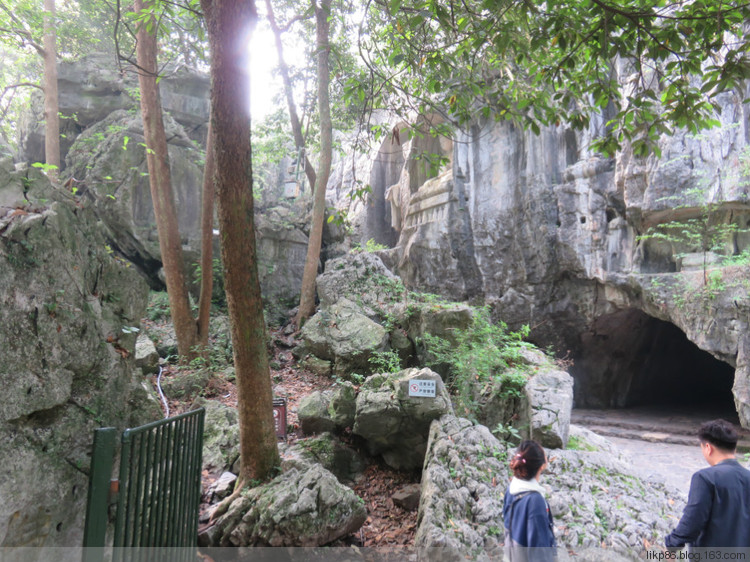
[665,419,750,549]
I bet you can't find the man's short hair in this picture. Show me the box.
[698,419,738,452]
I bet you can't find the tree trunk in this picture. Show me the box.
[42,0,59,180]
[135,0,199,359]
[201,0,280,482]
[295,0,333,327]
[264,0,316,193]
[197,119,215,348]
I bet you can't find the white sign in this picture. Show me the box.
[408,379,437,398]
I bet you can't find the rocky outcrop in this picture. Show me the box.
[135,334,160,374]
[0,164,159,547]
[521,350,575,448]
[298,298,389,378]
[212,463,367,547]
[63,109,205,289]
[280,433,366,483]
[417,415,685,558]
[297,382,357,435]
[353,368,453,469]
[201,400,240,474]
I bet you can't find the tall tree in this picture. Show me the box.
[41,0,58,179]
[264,0,316,193]
[295,0,332,327]
[134,0,200,359]
[0,0,60,173]
[196,119,216,347]
[201,0,281,483]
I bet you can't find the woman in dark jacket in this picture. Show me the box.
[503,440,556,562]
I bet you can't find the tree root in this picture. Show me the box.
[209,475,246,523]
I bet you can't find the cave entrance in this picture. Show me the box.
[570,309,737,419]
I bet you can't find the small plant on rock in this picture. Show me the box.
[422,306,531,420]
[368,349,402,373]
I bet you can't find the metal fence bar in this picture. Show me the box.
[149,424,166,547]
[82,428,117,553]
[173,416,189,546]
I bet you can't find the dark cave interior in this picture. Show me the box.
[569,309,736,415]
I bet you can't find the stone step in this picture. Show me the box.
[580,424,750,452]
[571,413,701,437]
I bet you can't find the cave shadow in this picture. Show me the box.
[569,308,738,423]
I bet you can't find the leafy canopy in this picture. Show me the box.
[355,0,750,156]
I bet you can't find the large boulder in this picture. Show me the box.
[0,165,159,547]
[297,381,357,435]
[19,53,210,166]
[316,252,404,314]
[521,349,575,448]
[280,433,366,483]
[416,415,507,561]
[353,368,453,469]
[135,334,160,374]
[212,463,367,546]
[299,298,389,377]
[64,109,205,288]
[255,207,309,324]
[200,400,240,474]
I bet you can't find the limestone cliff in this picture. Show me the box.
[331,92,750,428]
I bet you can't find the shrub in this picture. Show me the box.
[422,306,530,419]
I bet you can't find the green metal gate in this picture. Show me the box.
[83,408,205,559]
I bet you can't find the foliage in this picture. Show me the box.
[147,291,171,321]
[566,435,598,452]
[638,183,750,285]
[422,306,530,419]
[492,422,522,443]
[192,257,226,307]
[368,349,402,373]
[356,0,750,156]
[351,238,388,254]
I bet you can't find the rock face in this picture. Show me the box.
[297,382,357,435]
[416,415,506,560]
[0,164,159,547]
[19,53,210,166]
[280,433,366,483]
[201,400,241,474]
[478,349,575,449]
[63,109,205,288]
[212,463,367,547]
[353,368,454,469]
[332,91,750,427]
[20,55,308,311]
[521,350,575,448]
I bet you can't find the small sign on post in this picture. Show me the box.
[272,398,287,440]
[408,379,437,398]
